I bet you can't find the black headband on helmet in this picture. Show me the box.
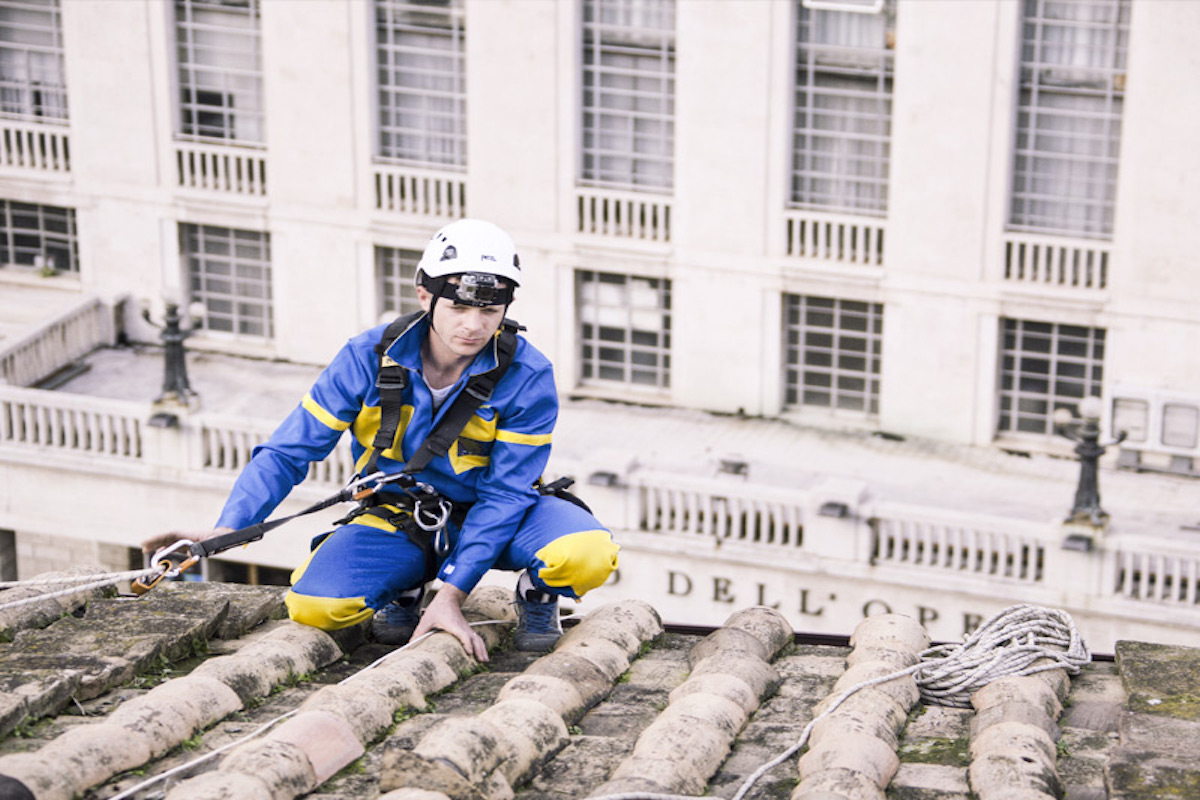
[421,272,515,308]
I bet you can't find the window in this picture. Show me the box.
[998,318,1104,436]
[578,270,671,389]
[0,0,66,123]
[182,223,272,338]
[1111,397,1146,443]
[1010,0,1130,238]
[791,0,895,215]
[0,198,77,272]
[0,528,15,581]
[784,294,882,415]
[376,245,423,319]
[1162,404,1199,450]
[581,0,675,191]
[175,0,263,144]
[375,0,465,168]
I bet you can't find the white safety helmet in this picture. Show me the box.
[417,219,522,286]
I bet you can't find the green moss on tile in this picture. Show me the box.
[898,735,970,767]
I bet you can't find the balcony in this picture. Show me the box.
[1002,232,1110,291]
[783,208,885,267]
[0,118,70,175]
[576,187,672,245]
[175,141,267,197]
[373,163,466,220]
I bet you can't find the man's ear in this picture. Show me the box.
[415,284,433,313]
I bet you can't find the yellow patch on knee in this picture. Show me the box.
[285,590,374,631]
[534,529,620,597]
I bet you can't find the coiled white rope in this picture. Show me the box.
[590,603,1091,800]
[0,569,157,612]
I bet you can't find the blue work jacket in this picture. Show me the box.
[216,314,558,593]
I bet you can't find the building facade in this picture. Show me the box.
[0,0,1195,464]
[2,0,1199,647]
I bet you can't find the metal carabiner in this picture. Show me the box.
[131,539,199,595]
[412,497,451,532]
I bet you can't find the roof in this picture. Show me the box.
[0,577,1197,800]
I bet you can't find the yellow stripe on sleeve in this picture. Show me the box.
[495,429,552,447]
[302,393,352,431]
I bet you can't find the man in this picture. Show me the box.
[143,219,619,661]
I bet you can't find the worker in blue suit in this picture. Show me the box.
[144,219,619,660]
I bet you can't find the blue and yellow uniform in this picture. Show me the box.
[215,314,619,630]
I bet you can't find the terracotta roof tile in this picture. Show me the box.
[0,579,1198,799]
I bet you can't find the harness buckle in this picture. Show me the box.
[464,382,493,403]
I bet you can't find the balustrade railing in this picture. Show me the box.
[1111,540,1200,606]
[0,385,142,459]
[0,296,116,387]
[784,209,885,266]
[635,473,804,547]
[1002,232,1110,290]
[868,505,1046,583]
[0,119,70,173]
[577,188,672,244]
[176,141,267,196]
[197,412,353,487]
[374,164,466,219]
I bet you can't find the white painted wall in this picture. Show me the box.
[4,0,1200,454]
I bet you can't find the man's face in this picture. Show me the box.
[416,279,506,360]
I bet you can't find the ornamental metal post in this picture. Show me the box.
[142,302,200,413]
[1054,397,1126,529]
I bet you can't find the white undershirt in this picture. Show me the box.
[424,375,455,413]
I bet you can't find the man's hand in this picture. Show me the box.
[411,584,489,663]
[140,527,233,555]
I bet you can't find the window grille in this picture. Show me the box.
[1163,404,1199,450]
[375,0,465,168]
[1010,0,1130,238]
[783,294,882,415]
[581,0,675,192]
[175,0,264,144]
[577,269,671,389]
[0,0,66,123]
[376,245,423,319]
[998,318,1105,436]
[791,0,895,215]
[1111,397,1146,443]
[182,222,273,338]
[0,198,76,272]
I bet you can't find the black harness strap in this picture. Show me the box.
[365,311,423,476]
[366,314,522,478]
[402,318,521,476]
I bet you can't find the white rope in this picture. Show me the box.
[105,619,511,800]
[0,568,153,590]
[0,570,158,613]
[589,603,1091,800]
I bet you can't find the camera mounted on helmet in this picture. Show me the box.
[422,271,515,308]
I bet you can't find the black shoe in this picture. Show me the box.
[372,586,423,645]
[514,571,562,651]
